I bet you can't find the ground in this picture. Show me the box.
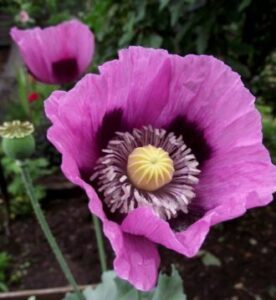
[0,188,275,300]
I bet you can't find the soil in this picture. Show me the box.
[0,187,275,300]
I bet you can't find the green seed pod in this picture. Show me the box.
[2,135,35,160]
[0,121,35,160]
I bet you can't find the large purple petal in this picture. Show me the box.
[45,76,160,291]
[98,47,172,128]
[162,54,276,209]
[120,52,276,257]
[121,189,273,257]
[113,234,160,291]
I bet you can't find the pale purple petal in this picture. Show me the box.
[11,27,50,83]
[45,75,160,291]
[113,234,160,291]
[99,47,171,128]
[11,19,94,84]
[121,189,273,257]
[120,51,276,257]
[163,54,276,209]
[45,74,107,176]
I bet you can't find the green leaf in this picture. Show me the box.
[63,292,80,300]
[0,282,8,292]
[120,289,139,300]
[196,27,209,54]
[83,271,118,300]
[141,292,154,300]
[150,34,163,48]
[118,31,135,47]
[0,252,10,286]
[136,0,146,21]
[142,34,163,48]
[199,251,222,267]
[64,272,119,300]
[64,267,187,300]
[169,3,181,27]
[115,277,135,297]
[238,0,252,12]
[152,266,186,300]
[159,0,170,11]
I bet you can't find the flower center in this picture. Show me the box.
[91,126,200,220]
[0,120,34,139]
[127,145,174,192]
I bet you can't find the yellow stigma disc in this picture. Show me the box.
[127,145,174,192]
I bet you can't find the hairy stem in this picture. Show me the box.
[92,215,107,272]
[18,161,84,300]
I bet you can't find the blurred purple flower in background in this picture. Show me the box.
[11,19,95,84]
[17,10,30,24]
[45,47,276,290]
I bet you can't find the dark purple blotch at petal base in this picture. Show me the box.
[52,58,79,84]
[94,108,130,224]
[167,115,212,165]
[96,108,129,152]
[96,110,212,166]
[168,204,205,232]
[166,116,213,230]
[94,109,211,226]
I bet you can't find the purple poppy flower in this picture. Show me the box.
[45,47,276,291]
[11,19,95,84]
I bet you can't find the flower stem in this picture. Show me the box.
[92,215,107,272]
[138,291,143,300]
[0,159,11,236]
[18,161,84,300]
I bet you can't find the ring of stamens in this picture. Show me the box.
[90,126,200,220]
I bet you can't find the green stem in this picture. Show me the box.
[18,68,31,119]
[18,161,84,300]
[138,290,143,300]
[92,215,107,272]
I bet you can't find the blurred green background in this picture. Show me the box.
[0,0,276,161]
[1,0,275,162]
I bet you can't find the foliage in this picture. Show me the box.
[83,0,275,79]
[1,0,86,27]
[258,104,276,163]
[3,1,275,113]
[0,68,59,217]
[3,1,275,92]
[64,266,186,300]
[0,252,10,292]
[3,68,58,126]
[2,0,275,204]
[1,156,55,217]
[9,261,30,285]
[253,52,276,113]
[198,250,222,267]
